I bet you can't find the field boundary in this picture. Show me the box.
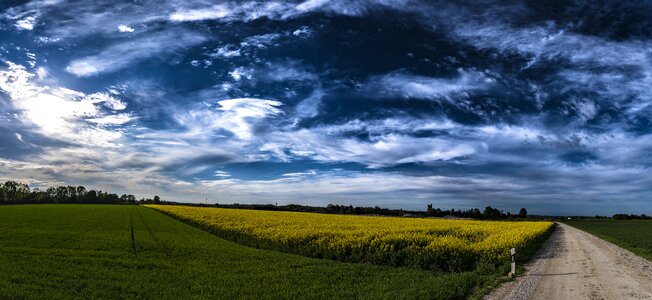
[563,221,652,262]
[145,205,554,275]
[567,224,652,277]
[483,223,560,300]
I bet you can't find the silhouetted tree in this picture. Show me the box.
[518,208,528,218]
[0,180,140,205]
[483,206,501,219]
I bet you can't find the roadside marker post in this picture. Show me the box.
[510,248,516,277]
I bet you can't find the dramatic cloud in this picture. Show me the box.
[0,61,130,147]
[1,0,651,214]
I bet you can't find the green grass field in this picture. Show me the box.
[564,220,652,261]
[0,204,511,299]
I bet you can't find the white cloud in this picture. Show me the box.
[266,64,317,82]
[293,88,324,121]
[558,70,652,115]
[292,26,312,38]
[167,2,293,23]
[372,69,494,101]
[440,14,652,116]
[176,98,283,140]
[478,124,543,141]
[229,67,253,81]
[87,114,135,125]
[66,30,206,77]
[452,22,649,70]
[217,98,283,139]
[314,117,456,135]
[210,45,241,58]
[169,5,231,22]
[214,171,231,178]
[15,15,37,30]
[117,24,135,33]
[295,0,330,12]
[241,33,281,48]
[269,128,477,168]
[0,61,46,99]
[282,170,318,177]
[82,92,127,110]
[0,0,409,43]
[2,0,133,39]
[573,99,597,122]
[0,61,130,147]
[15,133,24,142]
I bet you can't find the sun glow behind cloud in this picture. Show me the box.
[0,61,129,147]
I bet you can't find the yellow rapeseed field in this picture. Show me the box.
[146,205,553,271]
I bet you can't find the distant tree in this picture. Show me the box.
[76,186,87,199]
[67,186,77,202]
[3,181,18,202]
[153,196,161,204]
[484,206,501,219]
[0,180,143,205]
[518,208,528,218]
[55,186,69,202]
[0,183,6,203]
[46,187,57,201]
[85,190,97,202]
[613,214,629,220]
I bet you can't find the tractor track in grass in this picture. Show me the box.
[130,212,137,254]
[486,223,652,300]
[137,206,160,242]
[136,206,173,256]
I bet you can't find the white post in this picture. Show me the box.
[510,248,516,277]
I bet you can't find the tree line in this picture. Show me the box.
[612,213,651,220]
[163,202,530,220]
[426,204,529,219]
[0,181,162,205]
[3,180,648,220]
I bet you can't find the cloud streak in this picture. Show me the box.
[369,69,495,101]
[66,30,206,77]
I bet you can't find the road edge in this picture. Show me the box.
[483,222,561,300]
[562,222,652,279]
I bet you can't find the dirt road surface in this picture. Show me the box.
[486,223,652,300]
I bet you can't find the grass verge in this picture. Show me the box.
[563,220,652,261]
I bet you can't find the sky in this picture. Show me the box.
[0,0,651,215]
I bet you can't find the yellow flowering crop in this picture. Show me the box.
[146,205,553,271]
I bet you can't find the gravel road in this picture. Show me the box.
[485,222,652,300]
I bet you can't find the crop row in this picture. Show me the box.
[146,205,553,272]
